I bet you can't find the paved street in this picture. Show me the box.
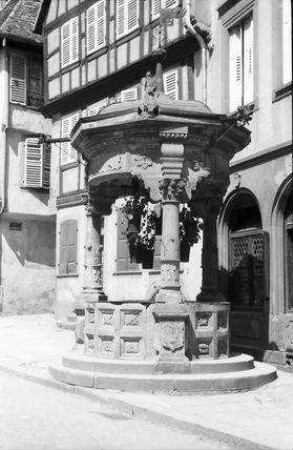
[0,371,228,450]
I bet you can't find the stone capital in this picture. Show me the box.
[159,178,188,202]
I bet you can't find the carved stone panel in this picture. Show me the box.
[161,322,185,353]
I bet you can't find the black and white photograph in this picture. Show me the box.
[0,0,292,449]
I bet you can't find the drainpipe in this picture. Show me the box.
[184,0,208,104]
[0,37,8,215]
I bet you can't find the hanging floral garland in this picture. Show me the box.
[120,197,202,256]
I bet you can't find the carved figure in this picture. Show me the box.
[138,72,159,118]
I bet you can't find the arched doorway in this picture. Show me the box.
[221,191,269,356]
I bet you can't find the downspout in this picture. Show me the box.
[184,0,209,104]
[0,37,8,215]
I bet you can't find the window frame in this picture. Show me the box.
[10,53,27,105]
[151,0,179,21]
[20,137,51,190]
[58,219,79,277]
[163,68,179,100]
[116,0,139,40]
[86,0,107,56]
[228,13,254,113]
[60,16,79,69]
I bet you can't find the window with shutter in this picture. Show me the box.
[116,0,139,38]
[163,69,179,100]
[10,55,26,104]
[60,113,79,166]
[229,15,254,112]
[86,0,106,55]
[61,17,79,68]
[59,220,78,275]
[21,138,51,189]
[121,87,138,102]
[152,0,179,19]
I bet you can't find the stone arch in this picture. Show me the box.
[271,175,293,315]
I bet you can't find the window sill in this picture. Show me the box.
[60,60,80,75]
[113,270,143,276]
[57,273,79,278]
[273,82,292,103]
[115,26,141,46]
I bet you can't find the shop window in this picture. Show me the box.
[229,14,253,112]
[285,195,293,309]
[59,220,78,275]
[61,17,79,68]
[116,0,139,39]
[20,138,51,189]
[86,0,106,55]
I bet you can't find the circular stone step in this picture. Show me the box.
[62,352,255,375]
[50,360,277,394]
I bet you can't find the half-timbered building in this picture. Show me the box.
[35,0,292,367]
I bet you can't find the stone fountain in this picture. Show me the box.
[50,64,276,393]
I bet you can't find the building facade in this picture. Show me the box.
[36,0,292,366]
[0,0,56,314]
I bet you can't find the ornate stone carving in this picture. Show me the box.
[100,155,123,173]
[198,342,210,355]
[197,312,212,327]
[101,338,114,354]
[134,155,153,169]
[138,72,159,118]
[161,264,180,285]
[159,179,187,201]
[102,312,114,326]
[124,340,140,354]
[162,322,185,352]
[124,313,140,327]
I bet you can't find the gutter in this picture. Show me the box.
[184,0,211,104]
[0,37,8,215]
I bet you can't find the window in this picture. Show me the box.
[163,69,179,100]
[116,0,139,39]
[121,87,138,102]
[61,17,79,68]
[285,195,293,310]
[10,54,26,104]
[116,207,161,271]
[229,15,253,112]
[152,0,179,20]
[20,138,51,189]
[59,220,78,275]
[10,55,42,107]
[86,0,106,55]
[282,0,292,84]
[60,113,79,165]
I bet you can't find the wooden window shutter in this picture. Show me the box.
[152,0,161,18]
[61,18,78,67]
[86,4,96,54]
[117,0,125,37]
[229,25,242,112]
[165,0,178,8]
[243,16,253,105]
[66,220,78,274]
[59,220,78,275]
[96,0,106,49]
[116,209,129,271]
[71,17,79,62]
[121,87,138,102]
[10,55,26,104]
[61,21,71,67]
[163,69,179,100]
[23,138,43,188]
[283,0,292,83]
[42,143,51,189]
[127,0,138,32]
[60,113,79,165]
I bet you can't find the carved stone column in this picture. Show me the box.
[74,193,106,353]
[197,196,224,303]
[153,143,190,373]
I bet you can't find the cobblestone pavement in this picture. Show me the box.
[0,314,292,450]
[0,371,229,450]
